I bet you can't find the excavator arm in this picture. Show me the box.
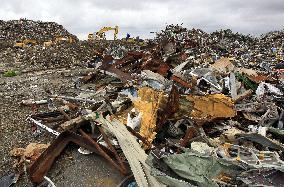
[95,26,119,40]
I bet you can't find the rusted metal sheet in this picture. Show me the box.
[187,94,236,119]
[60,116,85,131]
[103,65,133,83]
[133,87,167,148]
[171,75,194,89]
[79,129,128,175]
[100,55,133,83]
[211,58,235,73]
[156,63,170,76]
[179,126,197,147]
[234,89,253,103]
[114,51,144,68]
[156,85,179,131]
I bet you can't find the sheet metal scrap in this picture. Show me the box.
[171,75,194,89]
[179,126,198,148]
[190,68,221,90]
[259,104,279,126]
[268,127,284,141]
[229,72,237,100]
[146,152,194,187]
[256,82,283,97]
[211,58,235,73]
[79,128,128,175]
[156,85,179,132]
[141,70,172,90]
[235,102,269,113]
[236,133,284,152]
[219,127,245,144]
[234,89,253,103]
[186,94,236,120]
[100,55,134,83]
[150,149,245,187]
[217,143,284,168]
[237,168,284,186]
[102,65,134,84]
[28,131,96,184]
[114,51,144,70]
[133,87,167,148]
[190,142,214,155]
[247,73,271,83]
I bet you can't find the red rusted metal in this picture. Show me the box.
[171,75,193,89]
[179,126,197,147]
[29,131,102,184]
[79,129,128,175]
[29,129,128,184]
[156,85,179,131]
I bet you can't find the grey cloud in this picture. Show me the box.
[0,0,284,39]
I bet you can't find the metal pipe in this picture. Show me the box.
[27,117,60,136]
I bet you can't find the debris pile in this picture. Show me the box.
[2,23,284,186]
[0,19,77,42]
[0,19,138,72]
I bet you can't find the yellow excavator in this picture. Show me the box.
[54,36,74,44]
[88,26,119,41]
[14,36,74,48]
[14,39,37,48]
[121,36,147,46]
[43,36,74,47]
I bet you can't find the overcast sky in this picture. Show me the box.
[1,0,284,40]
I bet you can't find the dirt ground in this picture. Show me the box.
[0,68,125,187]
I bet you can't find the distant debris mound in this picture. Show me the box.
[0,19,78,42]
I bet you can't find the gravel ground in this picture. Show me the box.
[0,68,125,187]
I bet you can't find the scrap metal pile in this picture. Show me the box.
[0,19,77,42]
[0,20,139,73]
[5,24,284,186]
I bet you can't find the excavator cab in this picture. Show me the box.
[88,33,95,41]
